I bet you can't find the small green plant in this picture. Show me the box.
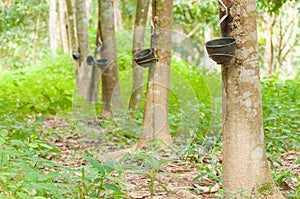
[82,156,127,198]
[143,156,170,198]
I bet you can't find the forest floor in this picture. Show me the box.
[41,116,299,199]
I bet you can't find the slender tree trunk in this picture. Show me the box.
[90,0,103,103]
[137,0,173,148]
[75,0,92,98]
[65,0,79,81]
[129,0,150,112]
[32,0,43,61]
[58,0,68,53]
[263,14,276,76]
[113,0,123,31]
[100,0,123,118]
[220,0,283,198]
[48,0,57,52]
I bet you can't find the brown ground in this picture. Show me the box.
[41,116,299,199]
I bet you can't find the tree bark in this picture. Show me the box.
[48,0,57,52]
[129,0,150,112]
[220,0,283,198]
[74,0,92,98]
[137,0,173,147]
[58,0,68,53]
[113,0,123,31]
[263,14,276,76]
[65,0,79,81]
[100,0,123,118]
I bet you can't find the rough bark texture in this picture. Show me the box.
[129,0,150,112]
[100,0,123,118]
[48,0,57,51]
[220,0,284,198]
[75,0,92,98]
[65,0,79,81]
[137,0,173,147]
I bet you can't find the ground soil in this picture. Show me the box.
[41,116,299,199]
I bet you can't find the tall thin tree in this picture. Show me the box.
[74,0,92,98]
[48,0,57,52]
[65,0,79,81]
[129,0,150,112]
[137,0,173,148]
[99,0,123,118]
[219,0,284,198]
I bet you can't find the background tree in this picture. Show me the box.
[66,0,79,81]
[58,0,68,53]
[129,0,150,112]
[137,0,174,147]
[99,0,123,118]
[74,0,92,98]
[48,0,57,53]
[259,1,300,76]
[219,0,284,198]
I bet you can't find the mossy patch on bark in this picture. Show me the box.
[257,182,274,197]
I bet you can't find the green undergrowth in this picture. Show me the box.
[0,54,299,198]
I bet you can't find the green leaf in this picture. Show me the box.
[85,156,105,176]
[0,129,9,137]
[106,176,127,190]
[158,159,171,167]
[32,197,47,199]
[16,192,31,199]
[296,157,300,164]
[157,183,169,194]
[0,137,6,145]
[103,183,121,192]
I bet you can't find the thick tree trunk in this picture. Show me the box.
[137,0,173,147]
[74,0,92,98]
[129,0,150,112]
[100,0,123,118]
[48,0,57,52]
[220,0,283,198]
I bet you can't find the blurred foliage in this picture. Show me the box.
[261,75,300,155]
[257,0,300,14]
[173,0,220,42]
[0,53,74,116]
[0,0,49,69]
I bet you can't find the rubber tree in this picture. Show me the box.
[219,0,284,198]
[58,0,68,53]
[137,0,173,148]
[65,0,79,81]
[74,0,92,98]
[48,0,57,52]
[99,0,123,118]
[129,0,150,112]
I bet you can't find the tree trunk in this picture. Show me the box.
[59,0,68,53]
[100,0,123,118]
[74,0,92,98]
[113,0,123,31]
[129,0,150,112]
[65,0,79,81]
[220,0,284,198]
[263,14,276,76]
[137,0,173,148]
[48,0,57,52]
